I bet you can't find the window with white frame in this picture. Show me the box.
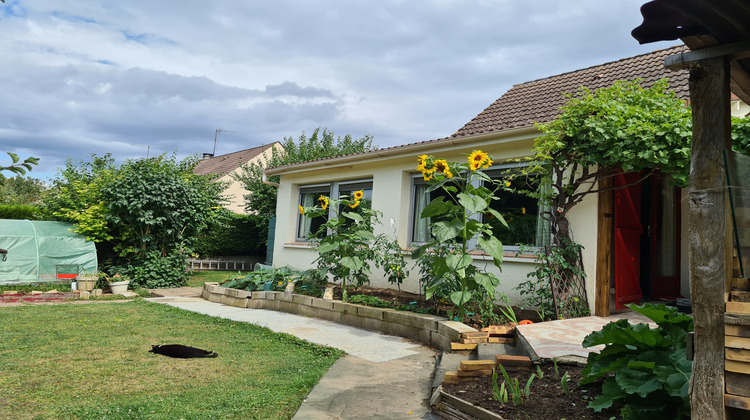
[409,165,550,249]
[482,167,550,248]
[410,175,457,243]
[296,180,373,241]
[297,184,331,240]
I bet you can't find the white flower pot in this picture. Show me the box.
[108,280,130,295]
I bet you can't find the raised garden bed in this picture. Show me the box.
[435,361,620,420]
[202,282,481,351]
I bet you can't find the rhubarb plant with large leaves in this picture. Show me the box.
[412,151,506,320]
[580,303,693,419]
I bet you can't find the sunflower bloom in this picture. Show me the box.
[353,190,364,200]
[434,159,453,178]
[348,200,361,209]
[318,195,329,210]
[298,205,305,215]
[422,166,437,181]
[417,154,429,171]
[468,150,492,171]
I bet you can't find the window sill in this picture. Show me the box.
[284,242,315,249]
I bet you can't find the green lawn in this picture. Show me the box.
[187,270,247,287]
[0,300,342,419]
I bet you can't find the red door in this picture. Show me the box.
[614,172,643,310]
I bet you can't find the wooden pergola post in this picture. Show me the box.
[687,55,733,420]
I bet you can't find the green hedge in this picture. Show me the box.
[192,213,269,257]
[0,204,43,220]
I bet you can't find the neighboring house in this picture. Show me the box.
[265,46,748,312]
[194,142,283,214]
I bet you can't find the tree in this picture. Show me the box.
[530,79,693,246]
[45,153,225,288]
[102,154,226,288]
[44,154,117,242]
[235,128,375,216]
[0,176,47,205]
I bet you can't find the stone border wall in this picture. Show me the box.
[202,283,477,351]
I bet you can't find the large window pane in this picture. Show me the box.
[337,181,373,228]
[484,172,542,246]
[297,185,330,240]
[411,177,456,243]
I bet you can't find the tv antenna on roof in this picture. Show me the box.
[213,128,237,156]
[130,143,161,158]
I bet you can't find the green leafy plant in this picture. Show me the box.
[497,364,536,406]
[222,267,300,291]
[515,246,556,321]
[476,291,502,327]
[498,293,519,324]
[1,152,39,185]
[560,371,571,397]
[552,358,560,379]
[491,368,508,404]
[301,190,404,301]
[412,150,506,320]
[530,79,692,247]
[535,364,544,379]
[580,303,693,419]
[348,294,392,308]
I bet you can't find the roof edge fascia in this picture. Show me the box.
[265,125,539,176]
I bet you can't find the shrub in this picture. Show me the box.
[580,303,693,419]
[0,204,43,220]
[192,212,269,257]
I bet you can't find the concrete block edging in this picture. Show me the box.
[201,283,477,351]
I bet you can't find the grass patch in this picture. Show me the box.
[187,270,246,287]
[0,300,343,419]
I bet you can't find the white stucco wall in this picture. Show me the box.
[270,130,544,304]
[565,186,600,312]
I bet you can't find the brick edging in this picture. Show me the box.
[201,283,478,351]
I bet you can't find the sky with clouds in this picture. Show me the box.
[1,0,676,181]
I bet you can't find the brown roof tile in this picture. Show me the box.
[194,144,274,178]
[451,45,691,138]
[267,46,694,174]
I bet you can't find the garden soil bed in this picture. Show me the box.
[441,361,620,419]
[329,286,543,328]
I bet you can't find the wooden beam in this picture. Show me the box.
[595,173,613,316]
[688,56,732,420]
[665,40,750,70]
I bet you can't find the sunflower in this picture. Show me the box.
[417,154,429,171]
[433,159,453,178]
[348,200,361,209]
[353,190,364,200]
[468,150,492,171]
[318,195,329,210]
[421,166,437,181]
[298,205,305,215]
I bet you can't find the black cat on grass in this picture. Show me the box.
[149,344,218,359]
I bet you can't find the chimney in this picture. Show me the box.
[202,153,214,160]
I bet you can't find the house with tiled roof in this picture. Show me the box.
[194,142,283,214]
[265,46,748,314]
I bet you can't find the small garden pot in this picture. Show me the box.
[284,281,296,293]
[323,286,335,300]
[263,281,274,291]
[76,274,97,291]
[108,280,129,295]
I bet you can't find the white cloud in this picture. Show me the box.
[1,0,676,181]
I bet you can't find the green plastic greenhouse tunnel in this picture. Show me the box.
[0,219,97,284]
